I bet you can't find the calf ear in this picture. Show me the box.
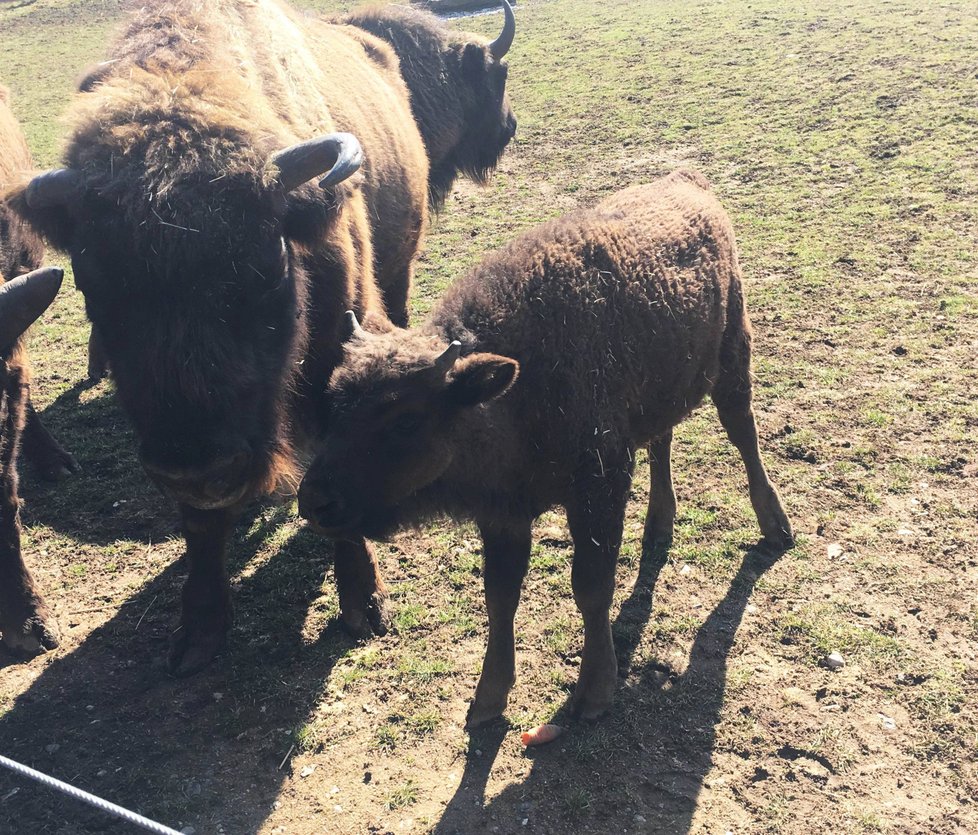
[446,353,518,407]
[3,182,76,253]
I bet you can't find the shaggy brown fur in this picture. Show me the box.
[0,270,59,657]
[0,87,79,657]
[344,3,517,208]
[299,170,793,724]
[7,0,432,674]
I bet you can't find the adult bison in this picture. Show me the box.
[344,0,518,209]
[298,171,793,724]
[8,0,430,675]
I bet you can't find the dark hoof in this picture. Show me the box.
[87,358,110,382]
[569,696,612,722]
[1,614,60,657]
[341,592,392,640]
[167,624,226,677]
[465,703,505,731]
[759,531,795,554]
[35,449,81,482]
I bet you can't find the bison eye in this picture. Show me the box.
[389,412,423,436]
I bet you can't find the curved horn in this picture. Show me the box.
[270,132,364,193]
[343,309,366,342]
[434,341,462,376]
[489,0,516,61]
[0,267,64,350]
[24,169,82,210]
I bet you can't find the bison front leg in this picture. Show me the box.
[87,324,110,382]
[169,504,235,676]
[334,537,391,639]
[466,520,531,729]
[22,401,79,482]
[566,460,632,720]
[0,494,59,655]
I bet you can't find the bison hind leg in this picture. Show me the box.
[643,429,677,547]
[711,325,793,549]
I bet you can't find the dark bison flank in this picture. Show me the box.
[344,0,517,208]
[7,0,431,675]
[299,171,793,725]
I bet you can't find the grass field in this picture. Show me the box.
[1,0,976,832]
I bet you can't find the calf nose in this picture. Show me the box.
[298,483,348,530]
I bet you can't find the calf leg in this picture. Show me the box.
[334,536,391,639]
[169,505,236,676]
[711,326,793,547]
[566,459,632,719]
[0,493,58,655]
[643,430,677,546]
[467,519,532,729]
[21,401,79,482]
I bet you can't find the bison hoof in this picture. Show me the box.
[569,693,613,722]
[35,448,81,483]
[341,592,392,641]
[1,614,60,657]
[465,701,506,731]
[167,624,227,677]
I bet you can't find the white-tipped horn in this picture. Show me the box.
[24,168,82,209]
[489,0,516,60]
[343,309,366,342]
[434,341,462,375]
[270,132,364,193]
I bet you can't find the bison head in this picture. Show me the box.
[346,0,518,208]
[298,312,518,540]
[8,133,363,510]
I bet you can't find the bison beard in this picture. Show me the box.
[6,0,431,675]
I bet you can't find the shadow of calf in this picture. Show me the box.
[436,538,790,834]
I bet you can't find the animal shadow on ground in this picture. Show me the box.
[1,389,359,832]
[20,381,177,546]
[436,538,791,834]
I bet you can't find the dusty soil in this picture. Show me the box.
[1,0,976,833]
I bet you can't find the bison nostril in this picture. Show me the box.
[314,497,347,528]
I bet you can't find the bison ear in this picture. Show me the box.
[3,182,77,253]
[459,42,489,80]
[446,353,518,407]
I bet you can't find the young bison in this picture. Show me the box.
[298,171,793,725]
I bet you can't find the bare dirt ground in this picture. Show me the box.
[1,0,976,833]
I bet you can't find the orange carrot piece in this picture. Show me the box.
[520,723,565,747]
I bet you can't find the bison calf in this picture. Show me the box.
[298,170,793,725]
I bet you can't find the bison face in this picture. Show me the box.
[12,134,364,510]
[71,192,302,510]
[451,43,517,187]
[297,318,518,540]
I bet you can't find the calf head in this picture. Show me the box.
[298,313,518,539]
[8,116,364,510]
